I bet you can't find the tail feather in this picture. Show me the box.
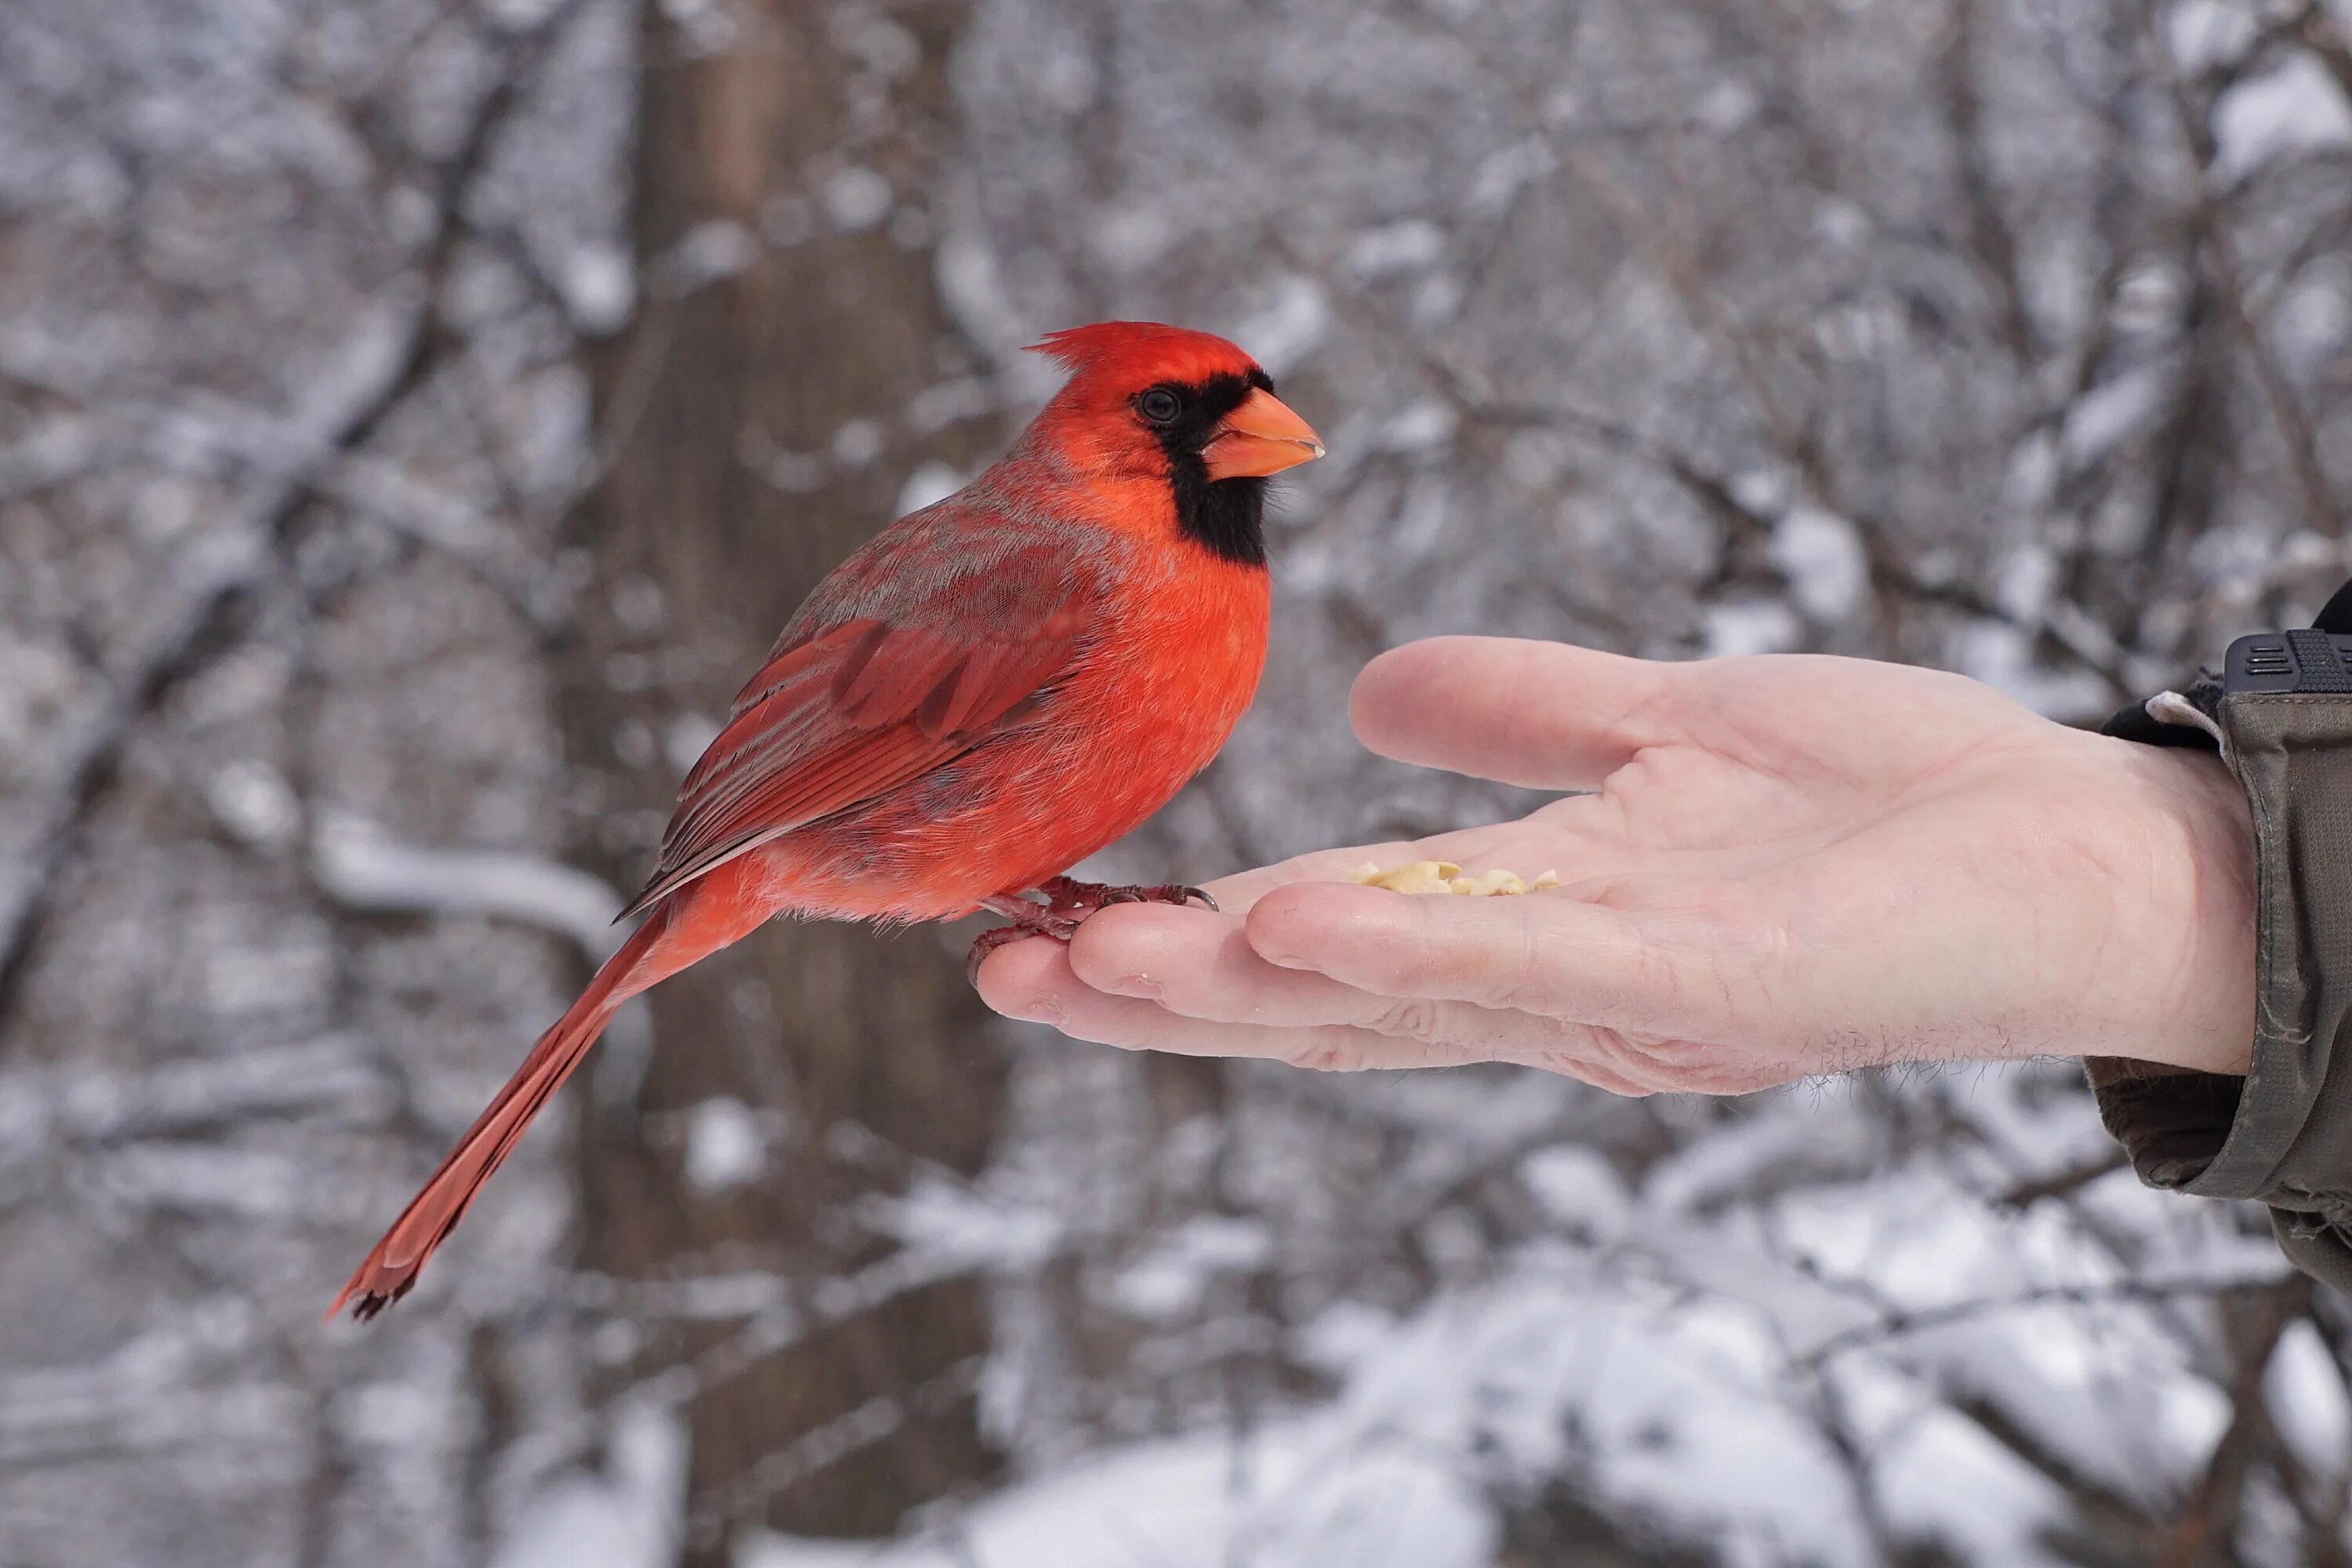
[329,906,673,1322]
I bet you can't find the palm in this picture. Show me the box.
[978,640,2256,1092]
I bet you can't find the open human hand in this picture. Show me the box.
[975,637,2257,1094]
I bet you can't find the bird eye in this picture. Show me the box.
[1138,388,1182,424]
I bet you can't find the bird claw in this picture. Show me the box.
[966,909,1080,985]
[967,877,1217,985]
[1036,876,1217,915]
[1102,884,1217,911]
[965,925,1025,986]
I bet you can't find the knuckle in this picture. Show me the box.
[1605,1030,1686,1081]
[1592,1029,1763,1095]
[1367,996,1442,1040]
[1278,1031,1370,1073]
[1573,1065,1657,1098]
[1478,916,1556,1014]
[1437,1006,1514,1056]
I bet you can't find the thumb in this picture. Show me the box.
[1349,637,1679,790]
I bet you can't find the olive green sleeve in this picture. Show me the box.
[2089,689,2352,1295]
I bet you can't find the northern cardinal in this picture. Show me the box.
[332,322,1323,1319]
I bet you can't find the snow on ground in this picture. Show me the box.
[731,1063,2290,1568]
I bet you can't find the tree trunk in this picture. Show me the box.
[564,2,1004,1552]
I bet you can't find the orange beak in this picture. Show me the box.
[1203,388,1325,481]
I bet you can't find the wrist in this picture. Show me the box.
[2112,741,2256,1076]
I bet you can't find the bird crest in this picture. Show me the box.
[1025,321,1262,391]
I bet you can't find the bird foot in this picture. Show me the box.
[965,877,1217,984]
[967,909,1080,984]
[1036,875,1218,916]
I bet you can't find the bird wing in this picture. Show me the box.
[616,509,1105,919]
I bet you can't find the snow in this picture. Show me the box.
[684,1096,768,1194]
[904,378,995,434]
[934,255,1032,384]
[1225,275,1329,378]
[1703,597,1802,657]
[1859,1369,2074,1567]
[828,418,884,469]
[1697,78,1762,132]
[822,167,894,234]
[830,13,920,80]
[1730,467,1791,517]
[1769,506,1870,621]
[2061,361,2169,466]
[2215,55,2352,180]
[739,1421,1494,1568]
[51,1035,387,1138]
[1558,1296,1873,1567]
[1519,1144,1632,1241]
[310,810,625,958]
[2274,268,2351,367]
[1954,619,2113,720]
[1991,539,2057,637]
[204,757,302,848]
[96,1142,315,1219]
[1345,220,1446,279]
[2265,1319,2352,1476]
[665,710,724,772]
[1105,1215,1274,1322]
[2169,0,2257,74]
[557,241,636,334]
[736,1257,1880,1568]
[1913,1305,2230,1511]
[493,1402,688,1568]
[1378,397,1460,452]
[658,220,759,296]
[1467,137,1557,217]
[1646,1099,1877,1216]
[1087,201,1177,273]
[894,461,962,517]
[860,1175,1062,1275]
[745,1063,2276,1567]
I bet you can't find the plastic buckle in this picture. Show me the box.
[2227,630,2352,695]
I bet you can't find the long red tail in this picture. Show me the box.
[330,906,677,1321]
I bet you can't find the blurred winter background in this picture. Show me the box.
[7,0,2352,1563]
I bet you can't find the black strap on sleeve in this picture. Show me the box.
[2312,576,2352,635]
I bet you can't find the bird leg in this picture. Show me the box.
[965,878,1218,983]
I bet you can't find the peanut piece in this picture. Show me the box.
[1344,862,1563,897]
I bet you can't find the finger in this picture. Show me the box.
[1069,901,1791,1094]
[971,930,1076,1017]
[1243,880,1718,1036]
[976,913,1656,1086]
[1029,905,1664,1091]
[990,933,1657,1088]
[1066,902,1611,1046]
[1064,903,1368,1020]
[978,929,1465,1069]
[1350,636,1681,790]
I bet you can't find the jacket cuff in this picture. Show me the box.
[2090,684,2352,1287]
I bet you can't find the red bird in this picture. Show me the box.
[332,322,1322,1319]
